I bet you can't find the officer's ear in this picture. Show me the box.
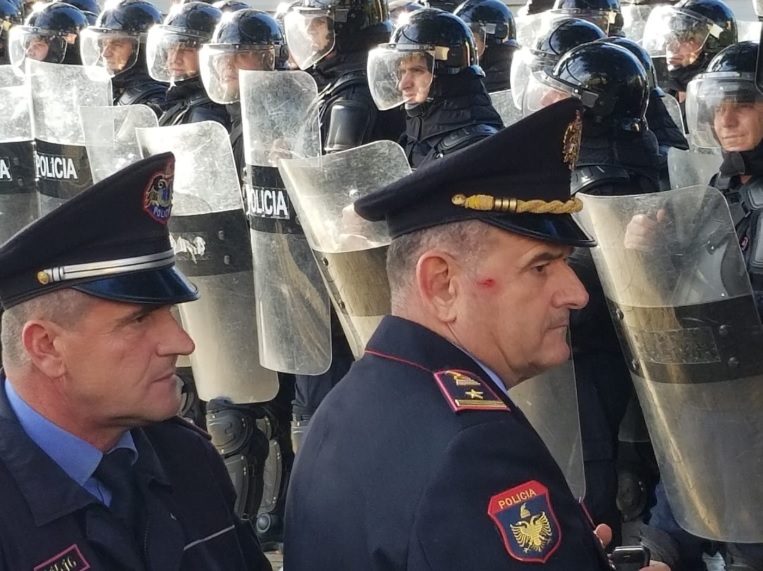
[415,250,460,323]
[21,319,67,378]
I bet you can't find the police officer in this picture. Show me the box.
[283,0,403,152]
[8,2,89,68]
[454,0,518,92]
[284,99,669,571]
[368,8,504,169]
[198,8,295,549]
[0,153,272,570]
[389,0,426,26]
[284,0,404,455]
[642,0,736,105]
[604,36,688,189]
[524,41,661,542]
[0,0,22,64]
[80,0,168,113]
[212,0,249,12]
[630,40,763,571]
[148,2,229,127]
[52,0,100,23]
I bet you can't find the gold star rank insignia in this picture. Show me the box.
[432,369,509,413]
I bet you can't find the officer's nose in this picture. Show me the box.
[158,308,196,357]
[554,262,589,310]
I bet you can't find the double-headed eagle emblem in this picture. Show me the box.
[510,503,553,553]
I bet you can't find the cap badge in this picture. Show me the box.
[451,194,583,214]
[143,163,174,224]
[562,110,582,171]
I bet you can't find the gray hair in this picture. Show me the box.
[2,289,95,369]
[386,220,490,313]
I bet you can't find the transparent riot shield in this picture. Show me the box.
[26,60,111,215]
[240,69,330,375]
[509,357,586,499]
[0,77,36,242]
[577,187,763,542]
[137,121,279,404]
[737,20,762,42]
[667,147,722,189]
[515,13,547,51]
[489,89,522,126]
[0,64,24,87]
[278,141,412,357]
[80,105,158,183]
[661,92,684,134]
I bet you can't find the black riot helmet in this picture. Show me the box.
[0,0,22,63]
[454,0,518,49]
[200,9,286,103]
[525,42,649,131]
[550,0,625,36]
[367,8,481,110]
[212,0,249,12]
[9,2,88,67]
[79,0,162,76]
[283,0,392,69]
[685,41,763,150]
[605,36,659,89]
[52,0,98,14]
[642,0,736,88]
[145,2,222,82]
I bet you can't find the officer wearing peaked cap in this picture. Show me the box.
[0,153,271,570]
[284,99,669,570]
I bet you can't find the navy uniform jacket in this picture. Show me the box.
[0,378,271,571]
[284,316,612,570]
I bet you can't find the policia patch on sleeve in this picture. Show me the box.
[488,481,562,564]
[432,369,509,413]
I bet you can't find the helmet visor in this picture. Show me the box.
[510,47,545,110]
[283,8,335,70]
[80,28,140,76]
[8,26,68,68]
[466,22,487,57]
[367,45,434,111]
[146,25,203,83]
[547,8,618,34]
[521,70,572,117]
[686,72,763,152]
[642,6,719,69]
[199,44,276,104]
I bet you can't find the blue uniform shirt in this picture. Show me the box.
[4,380,137,506]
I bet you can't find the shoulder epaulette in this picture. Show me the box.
[433,369,510,413]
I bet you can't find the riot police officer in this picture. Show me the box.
[525,41,661,543]
[633,41,763,571]
[212,0,249,11]
[148,2,228,127]
[511,17,606,115]
[0,0,22,64]
[80,0,168,113]
[453,0,518,92]
[604,36,688,188]
[642,0,736,104]
[283,0,403,152]
[389,0,426,26]
[368,8,503,168]
[198,10,295,548]
[52,0,99,23]
[8,2,89,68]
[283,0,404,457]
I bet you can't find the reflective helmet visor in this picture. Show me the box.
[146,25,203,82]
[8,26,68,68]
[521,69,572,117]
[80,28,140,76]
[283,7,335,69]
[642,6,719,70]
[367,44,435,110]
[199,43,276,103]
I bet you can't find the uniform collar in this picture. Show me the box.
[366,316,514,402]
[4,380,137,487]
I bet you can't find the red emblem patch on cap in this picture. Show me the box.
[432,369,509,413]
[487,480,562,564]
[34,544,90,571]
[143,162,174,224]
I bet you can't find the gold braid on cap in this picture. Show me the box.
[451,194,583,214]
